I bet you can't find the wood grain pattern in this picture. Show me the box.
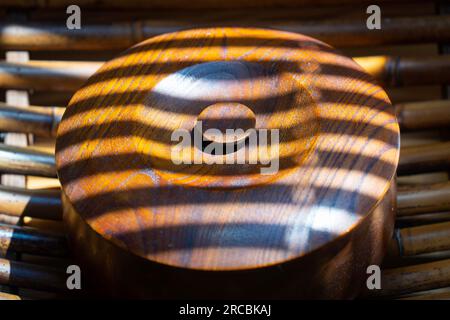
[56,28,399,298]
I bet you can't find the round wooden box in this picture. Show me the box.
[55,28,400,299]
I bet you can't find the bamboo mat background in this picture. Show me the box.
[0,0,449,299]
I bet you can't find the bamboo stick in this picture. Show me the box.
[396,211,450,227]
[354,55,450,87]
[0,103,64,137]
[377,259,450,297]
[0,224,67,257]
[20,254,70,268]
[28,4,429,24]
[21,217,65,234]
[399,130,443,148]
[398,142,450,176]
[0,0,412,9]
[30,91,74,106]
[397,172,449,186]
[16,288,63,300]
[0,185,62,220]
[0,60,100,91]
[395,100,450,130]
[0,15,449,50]
[399,288,450,300]
[397,182,450,216]
[385,250,450,269]
[0,214,20,225]
[2,55,450,91]
[0,257,66,292]
[389,222,450,257]
[0,144,55,177]
[0,290,20,300]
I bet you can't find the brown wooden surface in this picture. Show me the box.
[56,28,399,298]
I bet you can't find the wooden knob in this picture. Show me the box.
[55,28,400,298]
[195,102,256,145]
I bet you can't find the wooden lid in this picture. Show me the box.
[56,28,399,271]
